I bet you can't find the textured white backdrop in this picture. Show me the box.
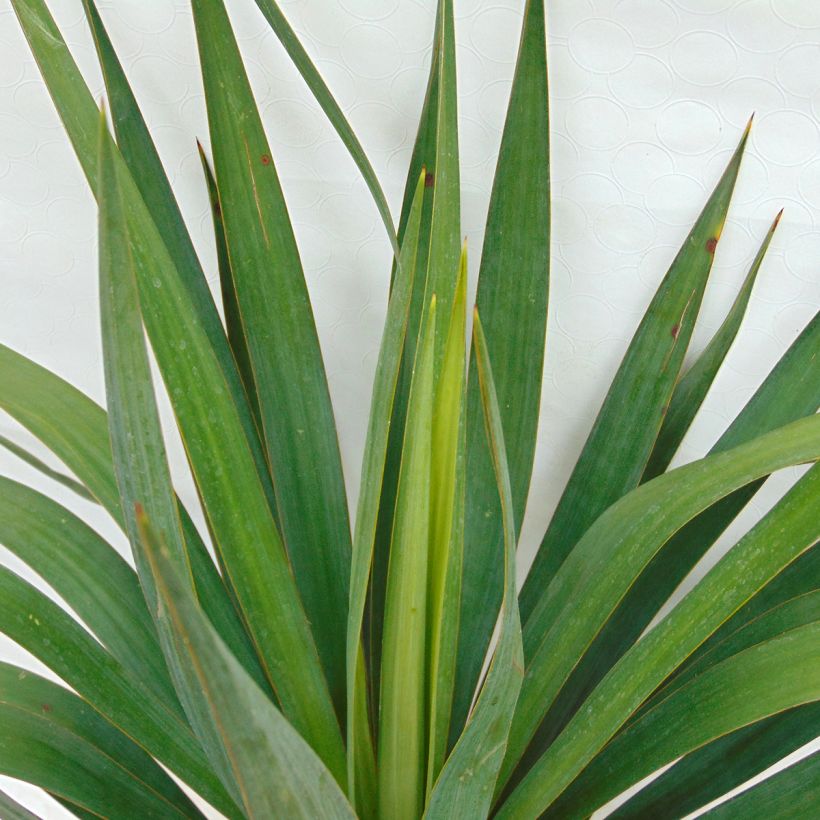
[1,0,819,816]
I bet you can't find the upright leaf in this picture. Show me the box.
[643,210,782,480]
[369,0,460,713]
[378,297,437,820]
[520,121,752,621]
[138,510,356,820]
[424,312,524,819]
[452,0,550,743]
[192,0,352,714]
[346,172,425,803]
[426,248,468,789]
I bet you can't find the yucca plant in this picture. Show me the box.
[1,1,818,818]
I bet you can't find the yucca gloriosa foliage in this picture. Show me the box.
[0,0,818,817]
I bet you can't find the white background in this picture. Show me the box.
[1,0,818,816]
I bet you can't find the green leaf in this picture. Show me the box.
[702,750,820,819]
[378,296,437,820]
[0,344,266,689]
[452,0,550,746]
[0,663,203,819]
[0,566,238,817]
[0,434,94,502]
[0,790,39,820]
[519,621,820,819]
[519,121,752,622]
[197,141,262,430]
[250,0,398,255]
[520,309,820,767]
[10,0,274,515]
[426,248,468,791]
[345,171,425,805]
[610,704,820,820]
[0,477,176,711]
[191,0,352,717]
[643,209,782,480]
[137,510,356,820]
[499,415,820,789]
[368,0,460,716]
[424,311,524,820]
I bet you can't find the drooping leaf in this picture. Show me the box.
[452,0,550,744]
[499,414,820,788]
[0,566,238,817]
[250,0,398,255]
[0,663,204,819]
[516,621,820,819]
[138,509,356,820]
[0,477,176,710]
[701,749,820,819]
[519,121,752,622]
[521,310,820,766]
[643,210,782,480]
[0,344,266,688]
[0,434,94,501]
[610,703,820,820]
[345,171,425,805]
[424,311,523,819]
[378,296,437,820]
[500,461,820,815]
[191,0,352,718]
[426,249,468,790]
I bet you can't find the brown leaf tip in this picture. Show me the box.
[773,208,784,230]
[425,170,435,188]
[705,237,718,255]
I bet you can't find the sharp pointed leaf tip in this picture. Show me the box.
[773,208,785,230]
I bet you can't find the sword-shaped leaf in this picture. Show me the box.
[452,0,550,745]
[0,663,204,819]
[138,509,356,820]
[520,121,752,622]
[510,621,820,819]
[424,311,524,819]
[378,296,437,820]
[191,0,352,715]
[643,210,782,480]
[500,416,820,788]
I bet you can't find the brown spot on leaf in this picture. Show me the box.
[425,171,435,188]
[260,154,272,166]
[705,237,718,254]
[671,323,680,340]
[41,703,52,713]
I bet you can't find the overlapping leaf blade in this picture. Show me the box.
[138,510,356,820]
[191,0,352,718]
[520,121,752,622]
[346,171,425,805]
[643,210,782,480]
[499,414,820,789]
[521,621,820,819]
[378,297,437,820]
[0,663,204,819]
[501,461,820,811]
[452,0,550,743]
[424,312,523,820]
